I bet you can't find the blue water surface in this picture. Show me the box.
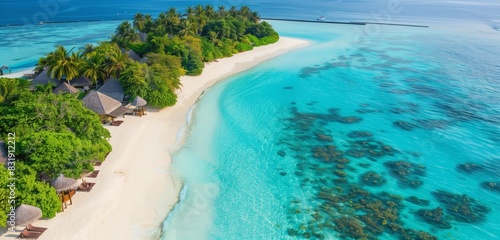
[0,1,499,239]
[161,21,500,239]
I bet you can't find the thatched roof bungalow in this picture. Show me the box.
[69,76,92,89]
[98,78,125,102]
[52,82,80,94]
[31,70,93,91]
[81,90,130,123]
[29,70,60,90]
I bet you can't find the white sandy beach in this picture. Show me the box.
[0,37,308,240]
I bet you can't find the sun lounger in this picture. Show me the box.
[78,184,92,192]
[19,229,43,239]
[87,170,100,178]
[110,120,123,126]
[78,181,96,192]
[27,224,47,233]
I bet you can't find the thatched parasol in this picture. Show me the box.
[50,174,79,193]
[131,96,147,107]
[14,204,42,226]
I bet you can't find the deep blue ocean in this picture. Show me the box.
[1,1,500,240]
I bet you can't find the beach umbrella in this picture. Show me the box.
[131,96,147,107]
[50,174,79,193]
[14,204,42,226]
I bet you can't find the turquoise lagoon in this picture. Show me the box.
[161,21,500,239]
[0,20,119,71]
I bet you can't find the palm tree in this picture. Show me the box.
[240,6,251,19]
[209,31,220,46]
[80,51,106,88]
[144,14,154,33]
[249,11,261,24]
[47,45,80,83]
[133,13,145,32]
[185,6,194,18]
[104,48,128,78]
[35,56,49,74]
[177,20,195,37]
[205,5,215,19]
[166,7,180,35]
[81,44,94,56]
[218,6,226,17]
[0,78,18,104]
[154,24,167,36]
[228,6,237,17]
[34,82,56,94]
[193,5,208,34]
[112,21,139,48]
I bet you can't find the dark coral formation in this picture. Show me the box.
[347,131,373,138]
[279,104,452,239]
[481,181,500,193]
[277,150,286,157]
[315,132,333,142]
[334,217,367,239]
[393,120,416,131]
[299,61,350,78]
[416,207,452,229]
[384,161,426,189]
[405,196,430,206]
[432,190,490,223]
[311,145,344,163]
[456,162,484,174]
[346,139,398,159]
[360,171,387,187]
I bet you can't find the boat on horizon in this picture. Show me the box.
[317,16,326,21]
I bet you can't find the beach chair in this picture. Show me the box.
[19,229,43,239]
[87,170,100,178]
[27,224,47,233]
[78,180,96,192]
[110,120,123,126]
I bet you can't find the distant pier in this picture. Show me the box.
[261,18,429,28]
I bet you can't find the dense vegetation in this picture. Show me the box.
[114,5,278,107]
[1,5,278,224]
[0,78,111,225]
[35,5,278,108]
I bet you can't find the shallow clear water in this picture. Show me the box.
[0,21,119,72]
[161,21,500,239]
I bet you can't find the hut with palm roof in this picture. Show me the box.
[52,82,80,94]
[29,70,60,90]
[69,76,92,90]
[98,78,126,102]
[81,90,130,123]
[30,70,93,91]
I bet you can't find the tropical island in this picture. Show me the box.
[0,5,308,240]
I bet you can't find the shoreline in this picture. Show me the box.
[0,37,309,240]
[1,68,35,79]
